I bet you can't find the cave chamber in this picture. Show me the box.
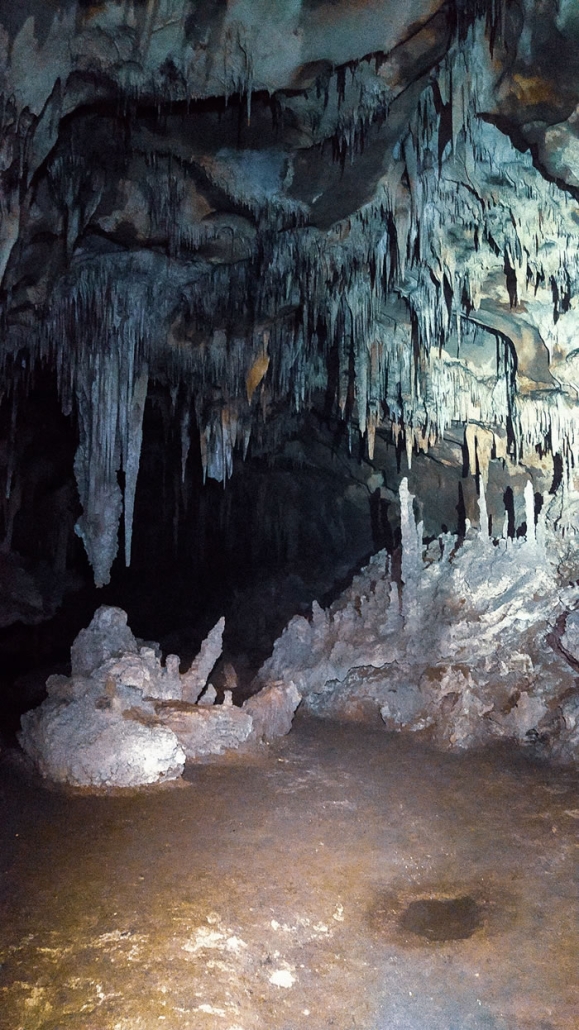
[0,2,578,1028]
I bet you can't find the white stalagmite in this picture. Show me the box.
[525,480,536,545]
[255,477,579,762]
[399,477,422,602]
[478,477,489,541]
[181,617,226,703]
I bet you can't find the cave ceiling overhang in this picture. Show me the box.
[2,1,579,585]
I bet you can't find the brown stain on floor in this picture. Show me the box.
[0,717,578,1030]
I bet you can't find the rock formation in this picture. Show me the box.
[255,478,579,762]
[3,4,579,765]
[19,606,301,787]
[2,2,579,591]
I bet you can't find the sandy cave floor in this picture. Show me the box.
[0,715,578,1030]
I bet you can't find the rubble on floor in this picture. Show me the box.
[19,606,301,788]
[255,479,579,762]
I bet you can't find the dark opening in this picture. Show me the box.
[399,896,482,942]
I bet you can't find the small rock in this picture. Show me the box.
[155,704,253,758]
[198,684,217,706]
[269,969,295,988]
[243,681,301,742]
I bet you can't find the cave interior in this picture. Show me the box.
[0,2,578,1028]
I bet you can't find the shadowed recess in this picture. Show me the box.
[398,896,483,941]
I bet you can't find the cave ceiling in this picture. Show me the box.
[2,0,579,586]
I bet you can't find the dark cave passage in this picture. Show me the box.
[0,360,557,745]
[0,372,381,738]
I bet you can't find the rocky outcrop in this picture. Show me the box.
[20,698,186,790]
[19,606,301,788]
[255,479,579,763]
[69,605,140,677]
[243,681,302,744]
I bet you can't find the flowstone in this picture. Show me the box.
[254,479,579,762]
[19,606,301,788]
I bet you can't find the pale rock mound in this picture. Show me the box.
[19,607,301,787]
[21,699,185,788]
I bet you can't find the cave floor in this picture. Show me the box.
[0,717,578,1030]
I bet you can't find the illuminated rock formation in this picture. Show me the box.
[19,606,300,786]
[256,479,579,762]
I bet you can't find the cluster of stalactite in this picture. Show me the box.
[1,4,579,586]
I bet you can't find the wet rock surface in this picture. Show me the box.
[155,702,253,759]
[0,719,577,1030]
[398,896,483,943]
[243,681,302,743]
[560,610,579,665]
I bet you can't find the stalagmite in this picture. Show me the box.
[181,617,226,704]
[19,606,300,785]
[524,480,536,545]
[256,479,579,763]
[399,478,421,599]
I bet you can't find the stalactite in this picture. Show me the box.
[478,476,489,540]
[2,3,579,585]
[123,366,148,568]
[42,262,158,585]
[180,406,190,485]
